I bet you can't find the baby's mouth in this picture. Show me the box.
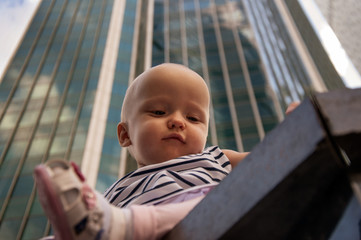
[162,133,185,144]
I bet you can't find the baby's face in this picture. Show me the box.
[122,64,210,167]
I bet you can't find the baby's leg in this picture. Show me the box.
[34,160,203,240]
[130,196,203,240]
[34,160,131,240]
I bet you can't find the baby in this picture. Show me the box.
[35,63,249,240]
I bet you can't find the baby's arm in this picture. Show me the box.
[223,149,249,169]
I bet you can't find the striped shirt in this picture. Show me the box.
[103,146,231,207]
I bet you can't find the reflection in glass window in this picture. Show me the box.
[21,216,48,240]
[49,135,69,156]
[28,137,48,158]
[0,219,21,239]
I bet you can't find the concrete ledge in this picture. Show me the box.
[165,88,361,240]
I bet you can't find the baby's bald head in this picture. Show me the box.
[121,63,210,123]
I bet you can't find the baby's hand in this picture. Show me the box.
[285,102,300,115]
[223,149,249,168]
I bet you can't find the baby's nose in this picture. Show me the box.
[167,115,185,130]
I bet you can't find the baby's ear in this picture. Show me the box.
[117,122,131,147]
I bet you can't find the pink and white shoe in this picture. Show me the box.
[34,159,128,240]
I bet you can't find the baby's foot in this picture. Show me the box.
[34,160,129,240]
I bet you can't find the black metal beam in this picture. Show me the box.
[165,88,361,240]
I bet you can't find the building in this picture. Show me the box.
[0,0,359,239]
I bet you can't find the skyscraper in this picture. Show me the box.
[0,0,358,238]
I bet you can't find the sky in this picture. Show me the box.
[0,0,40,79]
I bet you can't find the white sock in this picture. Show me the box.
[96,192,132,240]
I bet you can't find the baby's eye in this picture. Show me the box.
[187,116,199,122]
[152,110,165,116]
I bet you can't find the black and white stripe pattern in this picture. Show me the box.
[103,146,231,207]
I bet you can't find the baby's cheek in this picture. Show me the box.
[192,128,208,150]
[131,124,153,148]
[138,128,154,146]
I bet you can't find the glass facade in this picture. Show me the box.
[0,0,117,238]
[0,0,347,239]
[152,0,282,152]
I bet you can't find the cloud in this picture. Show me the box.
[0,0,25,8]
[0,0,39,79]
